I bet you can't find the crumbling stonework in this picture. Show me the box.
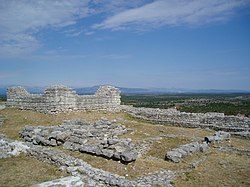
[0,134,30,159]
[7,85,121,114]
[0,135,175,187]
[123,106,250,138]
[165,142,209,163]
[20,119,138,162]
[204,131,231,143]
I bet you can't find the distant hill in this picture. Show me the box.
[0,85,250,96]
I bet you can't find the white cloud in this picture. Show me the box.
[0,33,40,56]
[93,0,250,30]
[0,0,249,56]
[0,0,90,56]
[89,0,151,14]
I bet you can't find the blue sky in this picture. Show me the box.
[0,0,250,89]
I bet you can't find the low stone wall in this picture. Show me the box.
[0,135,175,187]
[7,85,121,114]
[20,119,138,162]
[122,106,250,138]
[165,142,209,163]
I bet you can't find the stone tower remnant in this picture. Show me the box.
[7,85,121,114]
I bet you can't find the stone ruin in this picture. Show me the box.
[123,106,250,139]
[6,85,121,114]
[165,131,231,163]
[0,135,175,187]
[20,119,138,163]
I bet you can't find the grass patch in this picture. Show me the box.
[1,108,250,186]
[0,154,68,187]
[0,108,128,139]
[174,150,250,187]
[146,137,190,159]
[61,148,187,180]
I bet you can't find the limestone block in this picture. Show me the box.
[165,142,210,163]
[31,176,84,187]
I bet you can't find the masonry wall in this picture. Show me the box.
[7,85,121,114]
[122,106,250,136]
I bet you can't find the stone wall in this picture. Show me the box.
[0,135,174,187]
[122,106,250,138]
[6,85,121,114]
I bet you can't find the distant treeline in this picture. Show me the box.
[121,93,250,117]
[0,95,7,102]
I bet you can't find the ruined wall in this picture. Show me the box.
[7,85,121,114]
[122,106,250,137]
[77,86,121,111]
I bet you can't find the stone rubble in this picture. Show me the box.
[204,131,231,143]
[20,119,138,163]
[123,106,250,138]
[165,141,209,163]
[0,135,30,159]
[31,176,84,187]
[7,85,121,114]
[6,84,250,139]
[0,135,175,187]
[0,104,5,110]
[213,146,250,155]
[166,131,232,163]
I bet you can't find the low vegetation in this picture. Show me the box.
[0,95,6,101]
[0,108,250,186]
[121,93,250,116]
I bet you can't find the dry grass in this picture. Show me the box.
[0,108,250,186]
[173,150,250,187]
[62,149,191,180]
[0,154,68,187]
[0,108,128,139]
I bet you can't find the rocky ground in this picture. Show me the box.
[0,108,250,187]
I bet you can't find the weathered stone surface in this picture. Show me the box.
[0,104,5,110]
[7,85,121,114]
[31,176,84,187]
[123,106,250,138]
[165,142,209,163]
[0,136,30,158]
[120,150,138,162]
[27,143,174,187]
[20,119,138,162]
[166,150,183,163]
[231,131,250,139]
[205,131,231,143]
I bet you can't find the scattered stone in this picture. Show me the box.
[26,142,175,187]
[0,105,5,110]
[213,146,250,155]
[204,131,231,143]
[190,158,206,168]
[123,106,250,138]
[160,134,177,138]
[165,142,209,163]
[230,131,250,139]
[20,119,138,163]
[0,137,30,159]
